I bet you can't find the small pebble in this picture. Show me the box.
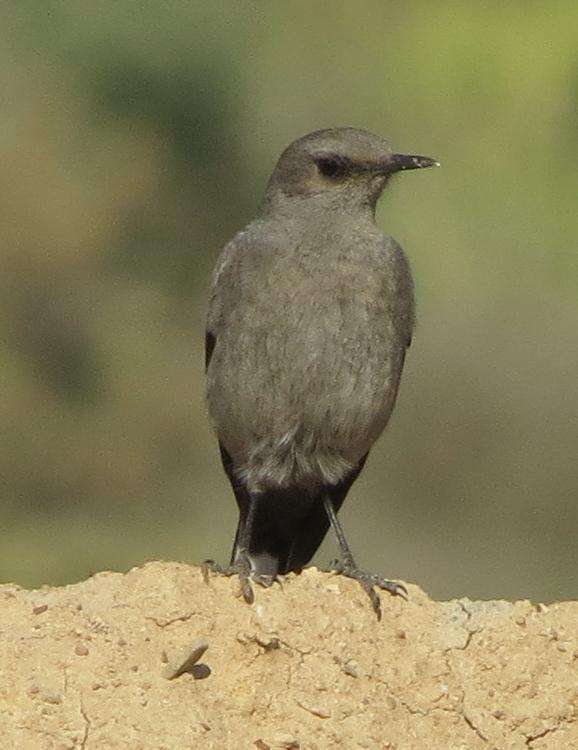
[42,693,62,705]
[75,644,89,657]
[272,732,300,748]
[255,634,280,651]
[342,660,359,678]
[163,638,209,680]
[298,702,330,719]
[33,604,48,615]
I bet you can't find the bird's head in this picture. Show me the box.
[264,127,438,213]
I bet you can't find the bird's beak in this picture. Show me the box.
[388,153,440,173]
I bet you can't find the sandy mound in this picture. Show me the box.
[0,562,576,749]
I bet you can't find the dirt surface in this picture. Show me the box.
[0,562,576,749]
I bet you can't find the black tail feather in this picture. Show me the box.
[220,442,368,577]
[283,454,367,573]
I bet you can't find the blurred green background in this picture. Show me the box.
[1,2,576,602]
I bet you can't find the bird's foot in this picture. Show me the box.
[201,556,255,603]
[327,557,407,621]
[201,553,277,605]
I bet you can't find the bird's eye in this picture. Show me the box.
[315,156,348,179]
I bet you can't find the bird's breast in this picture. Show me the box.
[207,237,409,489]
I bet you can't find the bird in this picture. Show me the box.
[203,127,438,618]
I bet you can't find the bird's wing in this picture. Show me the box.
[205,330,216,371]
[205,222,272,372]
[204,233,243,372]
[384,236,415,350]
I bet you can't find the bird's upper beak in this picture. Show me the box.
[387,153,440,173]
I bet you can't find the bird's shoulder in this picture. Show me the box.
[364,232,415,347]
[211,219,279,288]
[371,232,413,283]
[206,219,280,337]
[367,230,409,268]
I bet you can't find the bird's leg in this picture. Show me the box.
[202,494,277,604]
[201,550,255,604]
[201,510,255,603]
[323,495,407,620]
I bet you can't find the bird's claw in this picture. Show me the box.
[201,556,254,603]
[201,555,279,605]
[327,558,407,620]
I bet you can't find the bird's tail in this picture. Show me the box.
[230,486,318,577]
[229,454,368,578]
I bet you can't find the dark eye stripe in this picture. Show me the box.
[314,155,350,179]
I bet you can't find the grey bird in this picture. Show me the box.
[204,128,438,617]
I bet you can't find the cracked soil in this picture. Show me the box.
[0,562,576,749]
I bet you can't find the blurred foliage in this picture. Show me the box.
[0,2,576,601]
